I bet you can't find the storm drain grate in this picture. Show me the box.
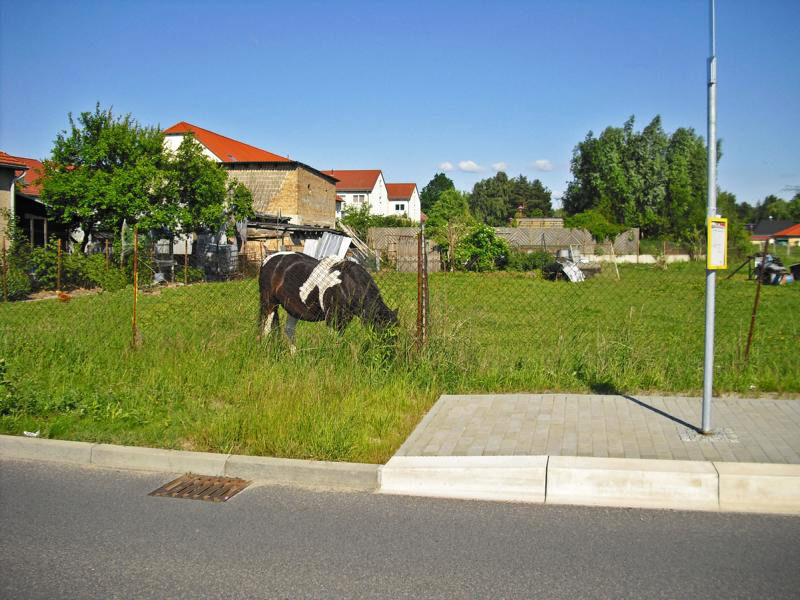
[149,473,251,502]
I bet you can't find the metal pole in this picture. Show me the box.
[701,0,717,434]
[57,238,62,292]
[417,229,423,349]
[744,242,767,364]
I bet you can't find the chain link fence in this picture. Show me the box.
[1,222,798,455]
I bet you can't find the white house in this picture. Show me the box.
[323,169,421,222]
[386,183,421,222]
[323,169,388,218]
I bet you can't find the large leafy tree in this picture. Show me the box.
[420,172,455,214]
[563,115,711,240]
[41,104,253,249]
[425,189,475,270]
[753,194,794,222]
[469,172,553,225]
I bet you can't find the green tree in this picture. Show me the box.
[564,209,626,242]
[562,115,715,240]
[425,189,475,271]
[716,190,752,257]
[789,193,800,221]
[419,172,455,214]
[40,104,253,250]
[470,171,510,225]
[41,105,165,250]
[453,224,510,272]
[754,194,792,222]
[339,203,414,240]
[469,172,553,225]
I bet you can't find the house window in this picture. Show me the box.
[354,194,366,203]
[395,203,405,211]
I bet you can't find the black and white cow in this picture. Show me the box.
[258,252,398,350]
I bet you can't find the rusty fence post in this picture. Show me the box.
[743,241,768,364]
[2,238,7,302]
[421,224,429,346]
[417,229,423,349]
[105,239,109,272]
[56,238,62,292]
[131,226,141,347]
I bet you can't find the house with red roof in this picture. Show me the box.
[322,170,421,222]
[321,169,388,220]
[0,151,64,247]
[163,122,338,231]
[386,183,421,222]
[773,223,800,248]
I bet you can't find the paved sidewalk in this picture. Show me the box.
[394,394,800,464]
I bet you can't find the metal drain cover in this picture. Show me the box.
[149,473,251,502]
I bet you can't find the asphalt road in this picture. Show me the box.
[1,459,798,600]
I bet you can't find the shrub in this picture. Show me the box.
[179,266,205,283]
[453,224,510,271]
[506,250,551,272]
[3,267,32,300]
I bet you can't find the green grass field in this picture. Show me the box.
[1,260,797,463]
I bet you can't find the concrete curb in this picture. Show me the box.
[3,435,799,514]
[378,454,800,515]
[380,455,548,503]
[0,435,379,492]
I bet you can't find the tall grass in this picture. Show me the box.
[1,260,797,463]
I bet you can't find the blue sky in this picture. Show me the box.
[1,0,798,208]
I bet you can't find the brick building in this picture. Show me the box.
[163,122,337,229]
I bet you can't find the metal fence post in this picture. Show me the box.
[743,241,768,364]
[2,238,7,302]
[56,238,62,292]
[132,226,141,347]
[422,223,430,346]
[417,229,423,348]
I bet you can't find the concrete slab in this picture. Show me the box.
[225,455,378,491]
[546,456,719,511]
[716,462,800,515]
[90,444,228,475]
[0,434,92,464]
[379,455,547,503]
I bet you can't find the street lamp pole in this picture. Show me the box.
[701,0,717,434]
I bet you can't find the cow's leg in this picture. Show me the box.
[285,315,299,355]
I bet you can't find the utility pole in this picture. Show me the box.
[701,0,717,434]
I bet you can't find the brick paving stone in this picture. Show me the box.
[396,394,800,463]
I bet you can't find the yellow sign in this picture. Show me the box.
[707,217,728,270]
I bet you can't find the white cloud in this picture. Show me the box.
[458,160,483,173]
[438,161,454,171]
[533,159,554,172]
[492,162,507,172]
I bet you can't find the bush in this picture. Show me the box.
[3,267,32,300]
[453,224,510,272]
[174,266,205,283]
[564,209,626,242]
[506,250,551,272]
[79,254,128,291]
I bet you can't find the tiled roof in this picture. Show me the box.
[0,151,45,197]
[751,219,795,236]
[386,183,416,200]
[162,121,291,163]
[773,223,800,237]
[321,170,382,192]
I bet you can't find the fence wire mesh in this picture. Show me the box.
[1,224,797,460]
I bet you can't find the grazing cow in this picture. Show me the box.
[258,252,398,351]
